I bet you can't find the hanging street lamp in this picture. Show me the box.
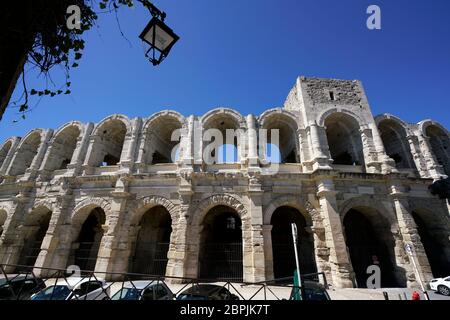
[138,0,179,66]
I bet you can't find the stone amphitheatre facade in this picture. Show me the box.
[0,76,449,289]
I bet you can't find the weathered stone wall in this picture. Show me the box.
[0,76,449,289]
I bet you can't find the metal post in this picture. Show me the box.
[405,243,430,300]
[291,223,302,300]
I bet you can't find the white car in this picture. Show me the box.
[31,277,110,300]
[429,276,450,296]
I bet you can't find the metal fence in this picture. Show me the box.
[0,263,328,301]
[199,242,243,282]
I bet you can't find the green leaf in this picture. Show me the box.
[99,2,106,9]
[30,89,37,95]
[66,82,71,87]
[72,63,79,68]
[19,104,27,112]
[64,90,71,95]
[75,53,82,60]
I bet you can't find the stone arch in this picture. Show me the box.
[375,114,412,135]
[130,195,178,226]
[8,129,44,176]
[419,120,450,176]
[191,194,248,226]
[258,109,300,163]
[0,208,7,237]
[263,195,312,226]
[201,107,246,128]
[376,116,417,170]
[408,204,450,278]
[201,108,246,164]
[16,204,53,268]
[340,198,405,287]
[72,197,111,225]
[0,137,18,171]
[141,111,184,164]
[322,112,365,166]
[318,108,366,128]
[89,115,130,167]
[44,122,83,171]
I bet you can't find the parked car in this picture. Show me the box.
[429,276,450,296]
[31,277,109,300]
[110,281,173,300]
[0,274,46,300]
[289,281,331,300]
[177,284,239,300]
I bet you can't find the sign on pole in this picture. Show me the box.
[291,223,302,300]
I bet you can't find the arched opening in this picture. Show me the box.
[261,114,299,164]
[70,208,105,271]
[325,113,365,166]
[378,120,417,170]
[199,205,243,281]
[9,131,41,176]
[0,140,12,170]
[143,115,182,164]
[129,206,172,275]
[17,207,52,268]
[92,120,127,167]
[46,125,81,171]
[271,206,316,281]
[0,210,7,237]
[202,113,243,165]
[343,208,403,288]
[425,125,450,176]
[412,210,450,277]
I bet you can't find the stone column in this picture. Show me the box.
[368,122,395,174]
[389,184,433,287]
[261,225,273,280]
[94,192,131,280]
[82,135,100,175]
[316,179,354,288]
[406,135,428,177]
[119,118,141,174]
[360,127,382,174]
[67,122,94,176]
[246,115,259,167]
[33,184,73,276]
[309,123,332,170]
[417,134,445,178]
[165,197,189,281]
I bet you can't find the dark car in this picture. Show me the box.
[177,284,239,300]
[0,274,46,300]
[289,281,330,300]
[110,281,173,300]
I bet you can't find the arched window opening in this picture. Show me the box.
[9,131,41,176]
[144,116,182,165]
[0,141,12,170]
[47,125,81,171]
[426,125,450,176]
[93,120,127,167]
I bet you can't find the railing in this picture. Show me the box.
[0,264,328,301]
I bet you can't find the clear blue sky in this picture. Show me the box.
[1,0,449,143]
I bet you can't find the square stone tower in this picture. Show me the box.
[284,76,393,173]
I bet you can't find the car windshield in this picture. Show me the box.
[177,294,208,300]
[31,285,72,300]
[111,288,140,300]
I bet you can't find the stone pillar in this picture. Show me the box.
[316,179,354,288]
[82,135,100,175]
[33,184,73,276]
[165,198,188,281]
[94,192,130,280]
[261,225,273,280]
[389,184,433,287]
[246,115,259,167]
[368,122,395,174]
[243,188,265,283]
[23,129,53,181]
[0,195,30,272]
[120,118,142,174]
[309,123,332,170]
[180,115,195,167]
[67,123,94,176]
[406,135,428,178]
[297,128,310,171]
[360,127,382,174]
[417,134,445,178]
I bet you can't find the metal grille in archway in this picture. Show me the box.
[199,242,243,281]
[129,241,170,276]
